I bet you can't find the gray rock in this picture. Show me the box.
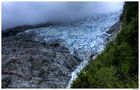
[106,21,121,41]
[2,37,80,88]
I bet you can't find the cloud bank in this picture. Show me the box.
[2,2,124,30]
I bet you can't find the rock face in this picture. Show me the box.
[2,37,80,88]
[107,21,121,41]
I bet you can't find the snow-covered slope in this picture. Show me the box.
[16,11,122,87]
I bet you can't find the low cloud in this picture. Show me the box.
[2,2,124,30]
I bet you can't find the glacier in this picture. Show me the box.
[16,11,122,88]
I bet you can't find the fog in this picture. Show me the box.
[2,2,124,30]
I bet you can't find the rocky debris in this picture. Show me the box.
[2,37,80,88]
[106,21,121,41]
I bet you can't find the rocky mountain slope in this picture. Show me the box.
[2,37,80,88]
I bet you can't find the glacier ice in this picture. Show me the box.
[17,11,121,61]
[17,11,122,88]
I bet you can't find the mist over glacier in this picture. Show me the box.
[2,2,124,30]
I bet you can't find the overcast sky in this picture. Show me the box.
[2,2,124,30]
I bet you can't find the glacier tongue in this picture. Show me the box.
[17,11,121,87]
[17,12,121,61]
[17,13,120,60]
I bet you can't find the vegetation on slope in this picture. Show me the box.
[72,2,138,88]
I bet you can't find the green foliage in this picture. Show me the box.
[72,2,138,88]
